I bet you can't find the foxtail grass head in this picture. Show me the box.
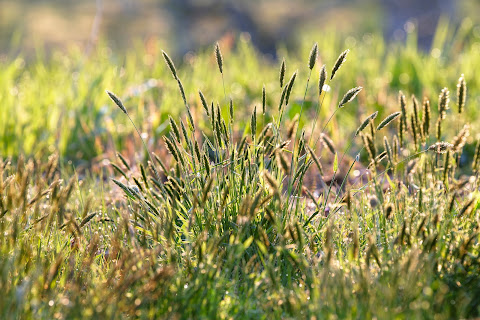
[106,90,127,114]
[215,42,223,74]
[331,49,349,80]
[318,65,327,96]
[339,86,362,108]
[422,98,431,138]
[308,43,318,70]
[279,58,286,88]
[162,51,177,79]
[438,88,450,120]
[262,85,266,115]
[452,124,470,153]
[356,111,378,137]
[285,71,298,106]
[377,112,401,131]
[457,74,466,114]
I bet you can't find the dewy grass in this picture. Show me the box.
[2,27,480,319]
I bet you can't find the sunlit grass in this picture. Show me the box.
[1,23,480,319]
[1,20,479,162]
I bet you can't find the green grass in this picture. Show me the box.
[1,19,480,162]
[1,22,480,319]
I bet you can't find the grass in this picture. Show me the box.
[1,19,480,162]
[1,22,480,319]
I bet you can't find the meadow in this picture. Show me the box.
[1,22,480,319]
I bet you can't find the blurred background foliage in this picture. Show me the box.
[2,0,480,56]
[1,0,480,165]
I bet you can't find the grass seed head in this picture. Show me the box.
[276,151,290,175]
[399,91,407,127]
[215,119,223,148]
[384,203,394,219]
[194,140,202,164]
[169,116,181,142]
[344,189,352,211]
[452,124,470,152]
[392,134,399,162]
[279,84,288,110]
[438,87,450,120]
[221,119,229,144]
[410,114,418,147]
[251,106,257,139]
[79,212,97,228]
[363,134,376,162]
[117,152,131,170]
[473,140,480,172]
[369,119,376,139]
[399,116,405,147]
[307,146,324,176]
[331,49,349,80]
[111,163,128,180]
[285,71,298,105]
[457,74,466,114]
[443,150,451,184]
[162,51,177,79]
[436,118,442,140]
[321,133,336,155]
[339,86,362,108]
[308,43,318,70]
[377,111,401,131]
[210,101,215,126]
[186,106,195,132]
[297,131,306,159]
[106,90,127,114]
[199,90,209,116]
[177,78,187,106]
[163,136,179,163]
[180,120,189,142]
[383,136,393,165]
[262,85,266,115]
[355,111,378,137]
[203,154,210,177]
[132,177,144,193]
[258,123,272,144]
[369,195,379,208]
[412,96,420,138]
[287,114,299,140]
[422,98,431,138]
[202,177,214,204]
[352,228,359,259]
[318,64,327,96]
[215,42,223,74]
[263,170,279,193]
[279,58,286,88]
[214,104,222,128]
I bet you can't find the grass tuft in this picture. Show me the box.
[2,31,480,319]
